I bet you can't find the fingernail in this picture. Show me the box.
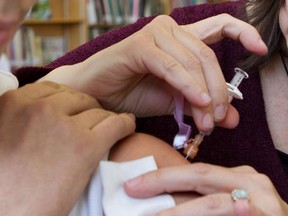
[201,129,213,136]
[214,104,226,121]
[202,113,214,129]
[201,92,211,104]
[126,177,140,189]
[127,113,136,121]
[258,39,267,48]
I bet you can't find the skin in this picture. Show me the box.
[279,0,288,47]
[0,81,135,216]
[123,1,288,216]
[0,1,135,214]
[0,1,280,215]
[109,133,194,205]
[124,163,288,216]
[268,0,288,153]
[0,0,37,52]
[40,14,268,133]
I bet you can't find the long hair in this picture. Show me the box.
[239,0,286,72]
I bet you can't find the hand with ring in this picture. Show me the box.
[124,163,288,215]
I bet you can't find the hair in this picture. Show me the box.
[239,0,287,72]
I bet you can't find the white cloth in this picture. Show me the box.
[0,54,11,72]
[101,156,175,216]
[70,153,108,216]
[70,165,104,216]
[70,156,175,216]
[0,69,18,95]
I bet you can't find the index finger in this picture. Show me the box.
[183,14,268,55]
[124,163,254,198]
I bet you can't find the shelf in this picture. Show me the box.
[24,18,85,25]
[7,0,88,68]
[8,0,229,68]
[22,0,88,51]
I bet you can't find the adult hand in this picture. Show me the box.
[41,14,268,133]
[0,81,135,216]
[124,163,288,216]
[0,0,37,51]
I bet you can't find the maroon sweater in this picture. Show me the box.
[15,1,288,202]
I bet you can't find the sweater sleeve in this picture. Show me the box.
[14,1,244,86]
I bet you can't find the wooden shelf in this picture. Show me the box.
[10,0,230,68]
[164,0,230,14]
[7,0,88,68]
[23,0,88,51]
[88,0,233,38]
[24,18,85,25]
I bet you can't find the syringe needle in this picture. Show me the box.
[184,132,205,159]
[183,68,249,160]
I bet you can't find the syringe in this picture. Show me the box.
[184,68,249,160]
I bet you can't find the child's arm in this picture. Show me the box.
[109,133,188,166]
[109,133,199,205]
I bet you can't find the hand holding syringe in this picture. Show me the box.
[172,68,249,159]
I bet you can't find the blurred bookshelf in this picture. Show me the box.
[86,0,168,38]
[7,0,87,68]
[87,0,230,38]
[7,0,229,69]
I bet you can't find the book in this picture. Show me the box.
[28,0,51,19]
[87,0,98,24]
[41,37,66,65]
[7,28,65,67]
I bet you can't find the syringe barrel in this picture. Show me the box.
[230,68,249,87]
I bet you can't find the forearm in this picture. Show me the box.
[38,47,117,96]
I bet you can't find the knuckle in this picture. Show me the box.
[184,56,201,71]
[145,15,176,34]
[152,14,175,25]
[251,173,273,187]
[203,194,224,210]
[130,32,149,45]
[217,13,232,20]
[41,80,65,88]
[107,113,135,132]
[94,108,113,120]
[235,166,274,189]
[78,91,99,107]
[192,162,212,174]
[67,89,100,107]
[199,46,216,61]
[163,59,182,76]
[237,165,257,173]
[211,84,228,99]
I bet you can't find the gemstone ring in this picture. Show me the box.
[231,189,250,202]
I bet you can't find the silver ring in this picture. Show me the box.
[231,189,249,201]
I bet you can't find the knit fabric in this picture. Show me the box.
[14,1,288,202]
